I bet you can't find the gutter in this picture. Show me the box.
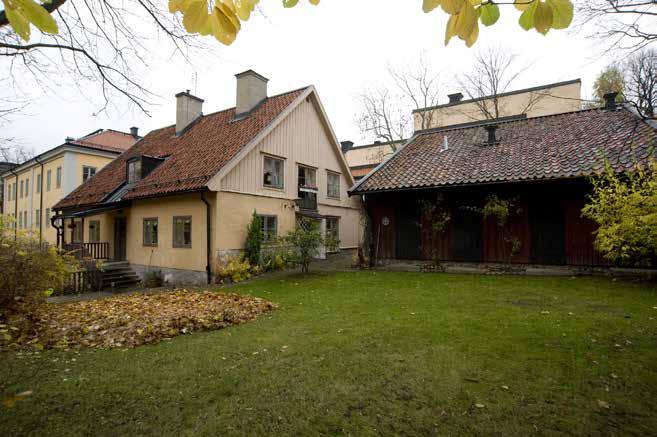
[201,191,212,285]
[34,155,44,243]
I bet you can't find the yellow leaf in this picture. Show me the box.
[444,14,458,45]
[232,0,259,20]
[215,0,241,33]
[441,0,464,15]
[533,0,553,34]
[423,0,441,13]
[518,0,537,31]
[465,21,479,47]
[546,0,573,29]
[283,0,298,7]
[5,4,31,41]
[308,0,320,4]
[18,0,58,34]
[479,2,499,26]
[514,0,533,11]
[181,0,211,34]
[454,0,477,40]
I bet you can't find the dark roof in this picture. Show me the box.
[55,87,308,209]
[346,139,405,151]
[351,106,657,194]
[413,79,581,113]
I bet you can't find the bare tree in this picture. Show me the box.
[0,1,207,115]
[577,0,657,53]
[357,59,441,150]
[457,46,544,120]
[625,48,657,118]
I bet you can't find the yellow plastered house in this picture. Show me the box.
[55,71,363,285]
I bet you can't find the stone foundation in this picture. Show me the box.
[131,264,209,287]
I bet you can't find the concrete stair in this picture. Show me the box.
[101,261,141,289]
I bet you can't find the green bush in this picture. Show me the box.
[281,218,325,274]
[0,215,78,310]
[244,211,263,266]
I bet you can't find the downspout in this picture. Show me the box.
[9,167,18,239]
[201,191,212,285]
[34,156,44,243]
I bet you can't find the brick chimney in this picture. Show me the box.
[603,92,619,110]
[175,90,204,135]
[484,124,499,145]
[340,141,354,153]
[130,126,139,138]
[235,70,268,116]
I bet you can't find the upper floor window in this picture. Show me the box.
[327,172,340,199]
[297,165,318,211]
[263,155,284,189]
[45,208,50,228]
[298,166,316,190]
[46,170,51,191]
[83,166,97,183]
[36,174,41,193]
[143,218,158,246]
[56,166,62,189]
[20,180,24,198]
[35,209,41,227]
[25,178,29,196]
[173,216,192,248]
[127,159,142,183]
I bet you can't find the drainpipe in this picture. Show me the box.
[34,156,44,243]
[9,167,18,239]
[201,191,212,285]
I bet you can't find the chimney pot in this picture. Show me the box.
[340,140,354,153]
[235,70,269,116]
[603,92,619,110]
[175,90,204,135]
[448,92,464,104]
[130,126,139,138]
[484,124,499,145]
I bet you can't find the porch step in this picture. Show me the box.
[100,261,141,289]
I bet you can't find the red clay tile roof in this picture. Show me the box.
[70,130,138,153]
[351,106,657,194]
[56,87,308,209]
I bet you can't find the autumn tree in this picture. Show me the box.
[577,0,657,53]
[456,46,545,120]
[358,60,442,148]
[593,65,626,102]
[625,49,657,118]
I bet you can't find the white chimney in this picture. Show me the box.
[175,90,204,135]
[235,70,268,116]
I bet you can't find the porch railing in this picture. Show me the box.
[296,192,318,211]
[63,242,110,260]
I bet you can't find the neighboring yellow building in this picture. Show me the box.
[1,129,138,243]
[341,140,404,181]
[55,71,363,285]
[413,79,582,131]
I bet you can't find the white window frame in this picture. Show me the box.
[262,155,285,189]
[327,171,341,199]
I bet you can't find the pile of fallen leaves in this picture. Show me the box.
[1,290,276,350]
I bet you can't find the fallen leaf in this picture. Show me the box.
[597,400,610,409]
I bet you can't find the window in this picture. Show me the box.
[258,215,278,241]
[89,220,101,243]
[18,211,22,228]
[20,180,23,198]
[173,216,192,248]
[327,172,340,199]
[71,219,83,243]
[298,166,316,189]
[46,170,51,191]
[25,178,29,196]
[56,166,62,188]
[45,208,50,228]
[24,211,27,228]
[83,166,97,182]
[326,217,340,252]
[143,218,158,246]
[7,183,11,201]
[263,155,284,189]
[36,173,41,193]
[127,159,141,183]
[35,209,40,227]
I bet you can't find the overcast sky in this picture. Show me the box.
[5,1,620,156]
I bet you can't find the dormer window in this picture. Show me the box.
[127,158,142,183]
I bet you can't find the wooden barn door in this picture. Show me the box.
[395,208,421,259]
[452,209,483,262]
[530,201,565,265]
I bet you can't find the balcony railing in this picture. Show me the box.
[63,242,110,260]
[296,191,317,211]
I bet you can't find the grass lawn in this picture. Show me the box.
[3,272,657,436]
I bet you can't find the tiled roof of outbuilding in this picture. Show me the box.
[56,87,308,209]
[351,106,657,194]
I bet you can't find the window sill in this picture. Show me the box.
[172,245,192,249]
[263,185,285,192]
[143,244,158,247]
